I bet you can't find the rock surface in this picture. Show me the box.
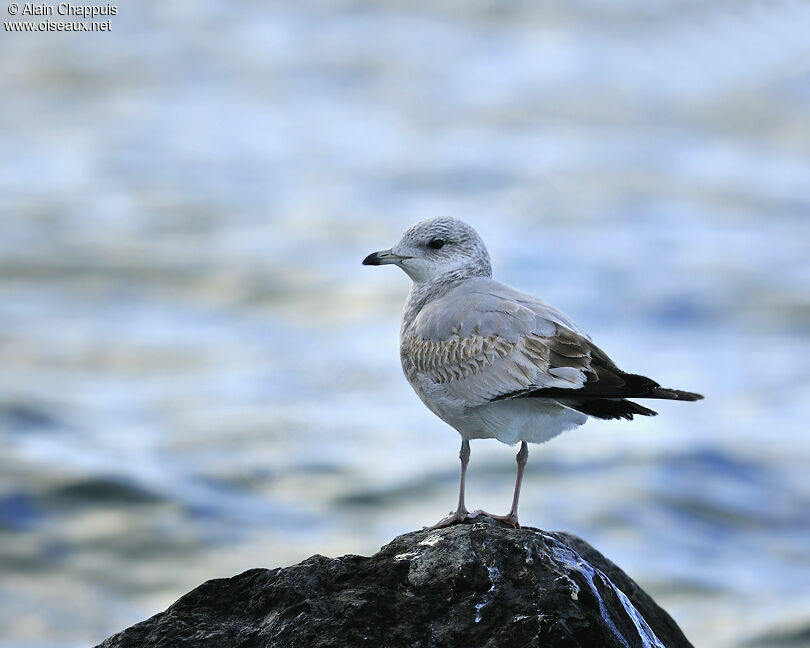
[97,518,693,648]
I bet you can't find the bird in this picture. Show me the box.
[363,217,703,530]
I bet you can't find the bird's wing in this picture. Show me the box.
[404,278,625,405]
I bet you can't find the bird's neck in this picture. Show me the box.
[401,264,491,337]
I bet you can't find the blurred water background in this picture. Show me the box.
[1,1,809,646]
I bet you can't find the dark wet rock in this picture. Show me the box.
[97,517,693,648]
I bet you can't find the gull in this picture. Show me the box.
[363,217,703,529]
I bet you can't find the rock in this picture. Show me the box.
[97,518,693,648]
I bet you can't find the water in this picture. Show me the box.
[1,2,809,646]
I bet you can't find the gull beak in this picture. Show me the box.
[362,248,410,266]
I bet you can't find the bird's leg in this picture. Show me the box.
[471,441,528,528]
[507,441,529,524]
[424,438,474,530]
[455,437,471,515]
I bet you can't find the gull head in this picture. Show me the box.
[362,217,492,283]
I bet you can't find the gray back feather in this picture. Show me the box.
[401,278,594,404]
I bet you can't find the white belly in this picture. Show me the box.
[445,398,588,445]
[405,369,588,446]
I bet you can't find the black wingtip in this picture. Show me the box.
[563,398,659,420]
[653,388,704,401]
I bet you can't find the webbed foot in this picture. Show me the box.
[468,509,520,529]
[422,508,483,530]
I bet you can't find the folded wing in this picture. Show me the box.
[404,278,702,418]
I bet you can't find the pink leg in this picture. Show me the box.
[424,439,480,530]
[471,441,528,528]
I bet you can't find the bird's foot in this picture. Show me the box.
[468,509,520,529]
[423,507,482,531]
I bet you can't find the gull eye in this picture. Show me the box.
[428,238,445,250]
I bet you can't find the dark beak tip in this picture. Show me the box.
[362,252,381,266]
